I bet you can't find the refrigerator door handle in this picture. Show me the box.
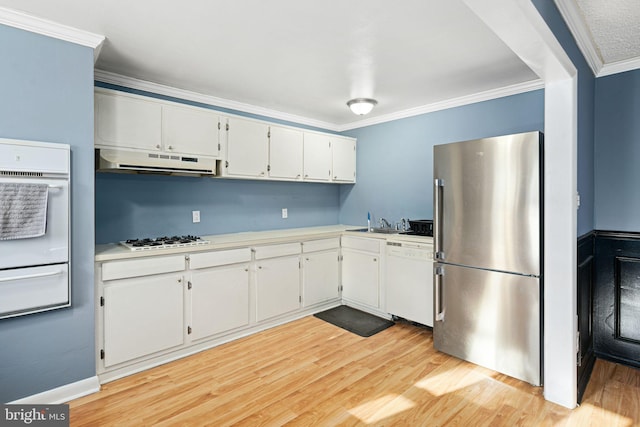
[434,178,445,261]
[434,265,445,321]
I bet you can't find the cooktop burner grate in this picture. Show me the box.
[120,235,211,251]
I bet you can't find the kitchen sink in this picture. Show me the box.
[347,227,399,234]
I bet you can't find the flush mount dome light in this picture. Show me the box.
[347,98,378,115]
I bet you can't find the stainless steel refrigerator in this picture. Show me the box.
[433,131,542,386]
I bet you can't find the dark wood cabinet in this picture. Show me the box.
[577,232,595,403]
[594,232,640,370]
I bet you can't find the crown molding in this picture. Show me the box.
[337,79,545,131]
[94,69,340,132]
[553,0,602,77]
[97,69,544,134]
[598,57,640,77]
[0,7,105,62]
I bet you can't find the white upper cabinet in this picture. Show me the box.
[95,89,220,158]
[331,136,356,183]
[224,117,269,178]
[269,126,303,180]
[95,91,162,152]
[303,132,332,182]
[162,104,220,157]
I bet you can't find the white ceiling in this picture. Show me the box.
[555,0,640,77]
[0,1,637,129]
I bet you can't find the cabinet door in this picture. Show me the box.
[303,133,331,181]
[256,256,300,321]
[331,137,356,183]
[341,249,379,308]
[103,274,184,367]
[95,91,162,151]
[162,104,220,157]
[190,264,250,341]
[303,249,339,307]
[269,126,303,180]
[226,117,269,178]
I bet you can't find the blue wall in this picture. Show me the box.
[594,69,640,231]
[96,174,340,243]
[339,91,544,226]
[532,0,596,237]
[0,25,95,402]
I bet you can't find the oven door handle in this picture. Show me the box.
[0,269,64,283]
[48,184,64,190]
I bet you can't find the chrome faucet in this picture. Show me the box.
[379,218,391,228]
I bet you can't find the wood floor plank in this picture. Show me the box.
[69,316,640,426]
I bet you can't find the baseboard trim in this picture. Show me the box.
[9,376,100,404]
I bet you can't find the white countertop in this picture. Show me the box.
[95,224,433,262]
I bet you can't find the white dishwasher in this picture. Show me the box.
[385,239,434,327]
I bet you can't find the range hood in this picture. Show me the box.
[96,149,217,176]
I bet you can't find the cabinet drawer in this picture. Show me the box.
[341,236,381,253]
[253,242,301,260]
[102,255,186,281]
[189,248,251,270]
[302,238,339,253]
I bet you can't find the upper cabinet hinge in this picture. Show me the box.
[225,160,229,168]
[218,143,221,151]
[100,296,104,307]
[267,130,271,138]
[187,326,192,335]
[299,295,302,303]
[226,123,229,131]
[218,122,221,130]
[267,165,271,172]
[329,141,331,148]
[100,349,105,360]
[188,281,192,290]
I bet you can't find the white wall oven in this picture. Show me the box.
[0,139,70,319]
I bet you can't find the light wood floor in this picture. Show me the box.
[69,316,640,426]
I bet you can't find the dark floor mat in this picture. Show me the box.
[314,305,394,337]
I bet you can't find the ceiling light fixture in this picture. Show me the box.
[347,98,378,115]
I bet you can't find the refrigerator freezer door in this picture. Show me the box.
[433,262,541,386]
[433,131,541,276]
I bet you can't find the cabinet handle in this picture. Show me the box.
[258,266,263,269]
[306,257,310,261]
[260,171,265,176]
[168,145,173,150]
[156,144,161,149]
[296,174,301,178]
[178,278,182,283]
[304,174,309,178]
[244,268,249,272]
[334,176,337,179]
[373,258,377,262]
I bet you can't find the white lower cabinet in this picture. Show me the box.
[255,255,301,322]
[302,238,340,307]
[103,273,185,367]
[189,264,250,341]
[341,236,381,309]
[97,233,426,381]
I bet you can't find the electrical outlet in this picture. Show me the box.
[282,208,288,219]
[192,210,200,223]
